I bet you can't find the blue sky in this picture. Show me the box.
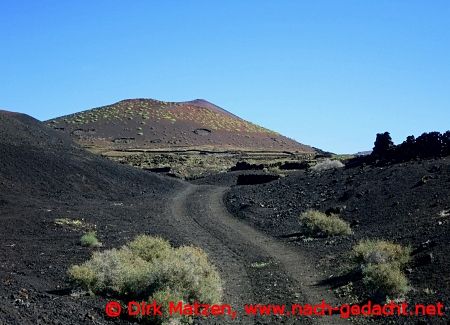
[1,1,449,153]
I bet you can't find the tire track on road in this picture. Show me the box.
[170,183,348,324]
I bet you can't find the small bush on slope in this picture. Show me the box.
[68,235,223,324]
[300,210,352,236]
[353,240,411,267]
[352,239,411,298]
[80,231,101,248]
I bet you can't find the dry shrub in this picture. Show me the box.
[311,159,344,172]
[67,265,96,289]
[353,240,411,267]
[68,247,152,295]
[68,235,223,324]
[352,239,411,298]
[155,246,223,304]
[362,263,409,296]
[300,210,352,236]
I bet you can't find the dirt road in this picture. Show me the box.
[170,183,347,324]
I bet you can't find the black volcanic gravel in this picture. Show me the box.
[0,112,184,325]
[2,110,449,324]
[225,159,450,323]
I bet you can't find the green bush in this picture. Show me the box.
[362,263,409,296]
[68,235,223,323]
[80,231,101,248]
[128,235,172,263]
[352,239,411,298]
[69,247,152,295]
[300,210,352,236]
[152,246,223,304]
[353,240,411,267]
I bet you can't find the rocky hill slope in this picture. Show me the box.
[224,158,450,323]
[46,98,314,153]
[0,110,184,324]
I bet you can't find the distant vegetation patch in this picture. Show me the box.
[48,99,279,135]
[72,129,96,136]
[310,159,344,172]
[54,218,93,230]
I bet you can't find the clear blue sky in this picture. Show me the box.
[1,1,449,153]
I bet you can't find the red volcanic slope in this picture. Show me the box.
[181,99,240,119]
[47,98,315,153]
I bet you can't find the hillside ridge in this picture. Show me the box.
[47,98,314,153]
